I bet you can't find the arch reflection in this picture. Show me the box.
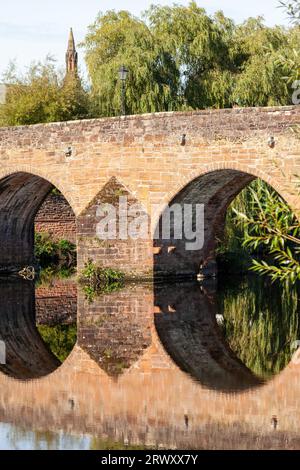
[0,278,77,380]
[154,277,299,391]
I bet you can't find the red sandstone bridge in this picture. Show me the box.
[0,105,299,278]
[0,106,300,448]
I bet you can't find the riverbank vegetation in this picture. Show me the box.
[218,275,300,378]
[79,260,125,301]
[35,232,76,268]
[219,179,300,284]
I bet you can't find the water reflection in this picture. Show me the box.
[76,276,299,391]
[218,276,300,379]
[0,274,297,386]
[78,284,152,376]
[154,281,261,392]
[0,422,145,450]
[0,274,299,449]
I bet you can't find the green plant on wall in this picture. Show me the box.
[79,260,125,301]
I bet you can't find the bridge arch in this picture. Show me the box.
[0,165,76,212]
[153,162,298,279]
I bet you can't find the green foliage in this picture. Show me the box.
[219,276,300,378]
[218,179,266,272]
[276,1,300,85]
[37,323,77,362]
[81,10,180,116]
[36,265,75,287]
[1,4,299,122]
[0,57,89,126]
[279,0,300,23]
[80,3,299,115]
[227,179,300,284]
[35,232,76,267]
[79,260,125,301]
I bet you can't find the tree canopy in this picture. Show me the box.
[80,2,300,116]
[1,2,300,124]
[0,58,89,126]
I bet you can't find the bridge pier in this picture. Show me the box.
[77,177,153,279]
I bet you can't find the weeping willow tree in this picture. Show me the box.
[81,2,299,116]
[218,276,300,378]
[81,10,180,116]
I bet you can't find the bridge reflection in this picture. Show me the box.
[0,278,77,379]
[154,282,262,391]
[0,278,298,448]
[78,282,262,391]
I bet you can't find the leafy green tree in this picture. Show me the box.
[231,18,292,106]
[81,10,179,116]
[277,1,300,85]
[81,3,299,115]
[0,58,89,126]
[146,3,234,109]
[231,180,300,284]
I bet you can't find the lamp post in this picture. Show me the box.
[119,65,129,116]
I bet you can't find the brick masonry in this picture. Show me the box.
[36,280,77,326]
[35,192,76,243]
[2,107,300,447]
[0,106,300,277]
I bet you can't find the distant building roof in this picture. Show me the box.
[0,84,7,104]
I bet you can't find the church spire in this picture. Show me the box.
[65,28,78,75]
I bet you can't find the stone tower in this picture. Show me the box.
[65,28,78,75]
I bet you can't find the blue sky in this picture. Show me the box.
[0,1,290,78]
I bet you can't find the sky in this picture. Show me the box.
[0,0,291,78]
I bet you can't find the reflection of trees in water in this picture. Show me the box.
[218,276,300,378]
[154,282,261,392]
[35,268,77,363]
[0,275,77,378]
[37,324,77,362]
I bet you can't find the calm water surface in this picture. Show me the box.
[0,274,299,450]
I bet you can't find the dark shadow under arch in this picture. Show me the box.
[0,171,75,271]
[154,282,262,392]
[153,169,278,279]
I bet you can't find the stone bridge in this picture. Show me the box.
[0,105,300,278]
